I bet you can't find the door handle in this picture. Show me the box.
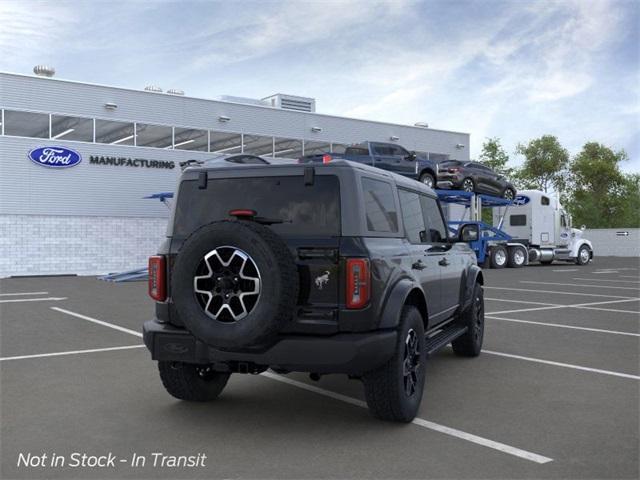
[412,260,426,270]
[439,257,450,267]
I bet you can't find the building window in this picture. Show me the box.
[210,131,243,154]
[428,153,450,163]
[173,127,208,151]
[51,114,93,142]
[95,119,135,145]
[273,137,303,159]
[3,110,49,138]
[243,134,274,157]
[135,123,173,148]
[303,140,331,156]
[361,177,398,233]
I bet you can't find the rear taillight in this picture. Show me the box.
[322,154,332,164]
[148,255,167,302]
[346,258,370,309]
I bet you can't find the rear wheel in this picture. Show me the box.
[489,245,507,269]
[158,361,230,402]
[462,178,475,192]
[363,305,426,422]
[452,282,484,357]
[419,172,435,189]
[507,246,526,268]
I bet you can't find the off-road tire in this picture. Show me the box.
[452,282,484,357]
[419,172,435,189]
[158,361,230,402]
[489,245,508,269]
[363,305,426,423]
[171,220,299,349]
[507,245,526,268]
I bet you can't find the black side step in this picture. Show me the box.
[425,325,468,356]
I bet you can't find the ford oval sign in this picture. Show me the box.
[513,195,530,206]
[28,146,82,168]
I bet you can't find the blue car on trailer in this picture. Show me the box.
[436,190,528,269]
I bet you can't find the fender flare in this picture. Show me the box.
[378,278,427,329]
[418,167,437,180]
[570,239,593,258]
[460,265,484,311]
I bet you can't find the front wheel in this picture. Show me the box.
[158,361,231,402]
[363,305,426,422]
[452,282,484,357]
[419,172,435,189]
[503,188,516,201]
[576,245,591,265]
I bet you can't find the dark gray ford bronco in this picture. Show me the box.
[144,160,484,422]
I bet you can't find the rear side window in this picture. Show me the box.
[173,175,340,237]
[420,196,448,243]
[362,177,398,233]
[510,214,527,226]
[399,190,426,243]
[345,147,369,156]
[541,196,550,205]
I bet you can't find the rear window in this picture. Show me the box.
[361,177,398,233]
[345,147,369,156]
[173,175,340,237]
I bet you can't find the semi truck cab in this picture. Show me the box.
[494,190,593,265]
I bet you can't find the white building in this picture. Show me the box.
[0,70,470,277]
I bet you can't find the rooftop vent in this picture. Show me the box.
[167,89,184,96]
[144,85,163,93]
[217,95,270,107]
[33,65,55,77]
[262,94,316,113]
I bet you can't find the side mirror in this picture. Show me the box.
[406,151,417,161]
[459,224,479,242]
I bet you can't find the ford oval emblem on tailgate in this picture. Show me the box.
[163,342,190,355]
[28,146,82,168]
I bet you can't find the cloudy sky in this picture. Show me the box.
[1,0,638,171]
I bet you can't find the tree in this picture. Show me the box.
[565,143,638,228]
[479,137,512,175]
[516,135,569,193]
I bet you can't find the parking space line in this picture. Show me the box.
[485,286,637,299]
[552,269,579,272]
[487,298,640,316]
[487,315,640,337]
[0,345,144,362]
[262,372,553,464]
[51,307,143,338]
[0,297,67,304]
[0,291,49,296]
[486,297,559,306]
[481,350,640,380]
[520,281,640,291]
[576,306,640,315]
[572,278,640,284]
[621,275,640,279]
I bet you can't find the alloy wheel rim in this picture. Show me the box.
[514,249,525,265]
[403,329,421,397]
[580,248,590,263]
[504,189,514,200]
[193,246,261,322]
[422,176,434,188]
[463,179,474,192]
[495,249,506,265]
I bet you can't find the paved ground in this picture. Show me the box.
[1,257,638,479]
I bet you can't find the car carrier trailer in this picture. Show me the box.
[439,189,594,268]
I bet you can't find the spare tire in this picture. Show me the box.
[171,220,299,350]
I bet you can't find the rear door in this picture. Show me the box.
[371,143,397,173]
[398,189,442,324]
[420,194,463,320]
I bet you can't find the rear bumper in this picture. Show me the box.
[143,319,397,375]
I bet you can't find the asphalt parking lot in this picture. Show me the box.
[1,256,638,479]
